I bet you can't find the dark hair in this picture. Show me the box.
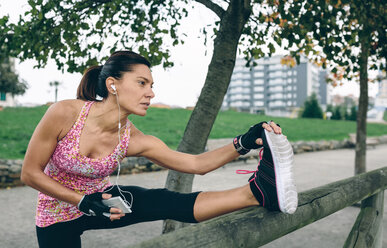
[77,51,151,101]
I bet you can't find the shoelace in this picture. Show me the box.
[236,149,263,178]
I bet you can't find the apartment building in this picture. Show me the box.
[222,56,329,117]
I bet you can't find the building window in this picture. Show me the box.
[254,79,264,85]
[254,86,264,92]
[254,101,264,107]
[231,80,243,86]
[0,92,6,101]
[268,86,283,92]
[253,71,264,77]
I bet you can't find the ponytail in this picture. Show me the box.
[77,65,104,101]
[76,51,151,101]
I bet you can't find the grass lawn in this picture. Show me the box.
[1,105,387,159]
[0,105,49,159]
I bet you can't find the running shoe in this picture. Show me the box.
[237,129,298,214]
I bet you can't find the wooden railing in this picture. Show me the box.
[128,167,387,248]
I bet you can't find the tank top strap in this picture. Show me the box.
[123,118,131,143]
[74,101,95,131]
[116,118,132,159]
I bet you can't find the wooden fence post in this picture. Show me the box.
[343,190,384,248]
[126,167,387,248]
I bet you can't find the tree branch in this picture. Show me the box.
[195,0,225,19]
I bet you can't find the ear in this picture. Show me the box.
[106,77,117,95]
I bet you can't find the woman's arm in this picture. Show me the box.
[21,101,84,206]
[126,123,281,175]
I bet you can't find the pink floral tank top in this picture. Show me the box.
[36,101,131,227]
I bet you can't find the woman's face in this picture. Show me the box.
[115,64,155,116]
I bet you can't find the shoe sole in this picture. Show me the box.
[264,130,298,214]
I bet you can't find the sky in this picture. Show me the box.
[0,1,380,107]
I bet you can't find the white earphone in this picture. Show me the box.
[111,84,117,95]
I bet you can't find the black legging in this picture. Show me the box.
[36,185,200,248]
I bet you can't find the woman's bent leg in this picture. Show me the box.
[36,219,83,248]
[85,185,201,230]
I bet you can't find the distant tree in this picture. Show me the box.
[348,106,357,121]
[326,104,334,115]
[301,93,323,119]
[49,81,62,103]
[326,104,334,113]
[325,104,334,120]
[343,108,349,121]
[331,106,342,120]
[0,57,27,96]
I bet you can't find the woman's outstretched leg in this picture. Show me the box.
[193,184,259,222]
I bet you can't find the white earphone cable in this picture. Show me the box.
[103,90,133,209]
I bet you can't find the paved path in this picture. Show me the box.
[1,145,386,248]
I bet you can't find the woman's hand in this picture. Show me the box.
[101,193,126,221]
[233,121,282,154]
[257,121,282,145]
[78,193,125,221]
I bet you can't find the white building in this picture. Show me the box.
[222,56,330,117]
[0,58,17,107]
[0,92,16,107]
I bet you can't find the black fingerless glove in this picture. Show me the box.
[233,122,267,155]
[77,192,110,217]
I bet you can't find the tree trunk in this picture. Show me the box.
[355,34,370,175]
[162,0,252,233]
[55,86,58,102]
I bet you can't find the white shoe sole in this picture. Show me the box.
[264,130,298,214]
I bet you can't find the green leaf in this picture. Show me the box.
[80,23,89,30]
[0,16,9,26]
[96,21,103,30]
[27,0,36,8]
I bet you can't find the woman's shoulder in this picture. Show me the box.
[47,99,85,119]
[43,100,86,138]
[128,122,142,138]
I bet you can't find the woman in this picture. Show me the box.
[21,51,297,248]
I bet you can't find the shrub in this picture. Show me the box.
[301,93,323,119]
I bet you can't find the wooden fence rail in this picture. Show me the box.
[128,167,387,248]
